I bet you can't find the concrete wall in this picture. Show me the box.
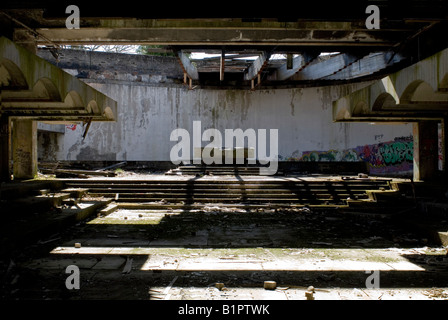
[61,81,412,170]
[38,49,414,175]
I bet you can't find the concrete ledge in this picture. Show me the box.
[0,199,111,255]
[99,202,119,216]
[438,231,448,247]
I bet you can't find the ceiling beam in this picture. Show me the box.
[13,27,402,47]
[291,53,361,80]
[275,52,318,81]
[323,51,406,80]
[176,50,199,80]
[244,51,270,81]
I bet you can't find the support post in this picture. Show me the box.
[286,53,293,70]
[442,117,448,175]
[413,121,439,181]
[220,49,225,82]
[12,119,38,179]
[0,116,11,182]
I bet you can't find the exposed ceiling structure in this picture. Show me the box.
[0,36,117,122]
[0,1,447,89]
[333,47,448,122]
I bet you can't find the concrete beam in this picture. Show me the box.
[323,52,406,80]
[176,51,199,80]
[13,28,400,47]
[333,47,448,123]
[244,52,270,81]
[292,53,360,80]
[0,36,117,122]
[275,52,318,81]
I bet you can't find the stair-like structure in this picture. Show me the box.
[3,175,427,253]
[63,177,392,207]
[0,180,111,253]
[341,180,417,218]
[165,165,281,176]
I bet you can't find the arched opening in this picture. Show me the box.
[335,107,350,120]
[352,100,369,116]
[103,106,115,120]
[439,73,448,92]
[32,78,61,101]
[87,100,100,114]
[401,80,436,103]
[64,90,84,108]
[0,58,28,89]
[372,92,397,111]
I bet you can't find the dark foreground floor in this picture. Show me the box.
[1,203,447,300]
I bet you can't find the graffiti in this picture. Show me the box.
[300,149,359,162]
[66,124,77,131]
[379,141,413,165]
[291,136,413,175]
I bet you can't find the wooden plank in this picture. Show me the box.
[220,49,225,81]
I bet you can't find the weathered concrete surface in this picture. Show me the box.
[413,121,439,181]
[38,48,184,84]
[0,37,117,122]
[61,81,412,164]
[2,197,447,300]
[12,120,37,179]
[35,49,414,176]
[333,47,448,122]
[0,36,119,180]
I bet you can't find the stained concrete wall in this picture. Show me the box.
[62,81,412,166]
[38,49,413,175]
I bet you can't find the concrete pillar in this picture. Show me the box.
[442,117,448,174]
[0,116,11,182]
[413,121,439,181]
[9,34,38,180]
[12,119,38,179]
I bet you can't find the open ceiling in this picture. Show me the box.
[1,0,447,88]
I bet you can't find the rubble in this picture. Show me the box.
[422,288,448,299]
[263,281,277,290]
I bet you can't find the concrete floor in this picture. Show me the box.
[2,197,447,300]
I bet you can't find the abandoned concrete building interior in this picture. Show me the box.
[1,0,448,308]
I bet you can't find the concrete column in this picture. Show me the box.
[0,116,11,182]
[12,119,38,179]
[442,118,448,173]
[413,121,439,181]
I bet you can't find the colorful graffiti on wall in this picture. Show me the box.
[288,136,414,176]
